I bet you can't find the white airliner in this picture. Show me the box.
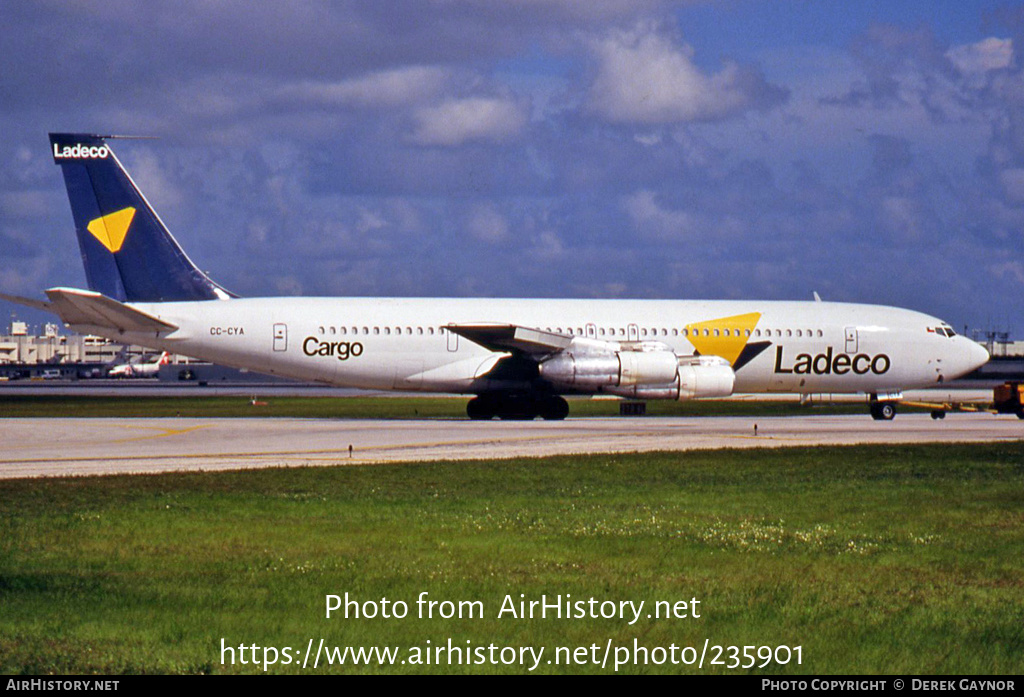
[108,351,169,378]
[0,134,990,420]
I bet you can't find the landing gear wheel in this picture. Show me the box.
[930,410,946,420]
[497,394,538,420]
[538,396,569,421]
[870,401,897,421]
[468,394,570,421]
[467,396,497,420]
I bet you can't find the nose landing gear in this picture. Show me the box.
[869,400,897,421]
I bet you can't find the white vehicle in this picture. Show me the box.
[1,133,990,420]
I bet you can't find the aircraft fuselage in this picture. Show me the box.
[93,296,986,397]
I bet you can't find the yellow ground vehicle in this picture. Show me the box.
[903,381,1024,420]
[993,382,1024,419]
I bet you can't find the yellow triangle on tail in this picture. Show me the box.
[86,207,136,253]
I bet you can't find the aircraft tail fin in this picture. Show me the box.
[49,133,234,303]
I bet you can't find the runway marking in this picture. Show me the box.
[0,421,216,451]
[110,423,215,442]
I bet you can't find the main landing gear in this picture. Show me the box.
[466,393,569,421]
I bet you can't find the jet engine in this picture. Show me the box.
[538,344,679,389]
[539,340,735,400]
[606,356,735,400]
[677,355,735,399]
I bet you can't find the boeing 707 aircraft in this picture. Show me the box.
[0,133,990,420]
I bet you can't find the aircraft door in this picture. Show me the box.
[627,324,639,342]
[273,323,288,352]
[447,328,459,352]
[844,327,858,354]
[586,323,597,339]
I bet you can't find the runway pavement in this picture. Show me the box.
[1,413,1021,479]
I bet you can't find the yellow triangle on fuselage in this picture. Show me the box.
[86,207,136,253]
[685,312,762,365]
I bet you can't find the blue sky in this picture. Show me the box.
[1,1,1022,337]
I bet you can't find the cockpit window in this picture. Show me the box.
[929,326,957,338]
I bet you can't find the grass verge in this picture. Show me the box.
[1,442,1021,674]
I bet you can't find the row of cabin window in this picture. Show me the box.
[317,325,826,339]
[562,327,825,338]
[318,326,440,336]
[754,328,824,338]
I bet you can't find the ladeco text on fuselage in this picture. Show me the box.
[303,336,364,361]
[773,345,890,375]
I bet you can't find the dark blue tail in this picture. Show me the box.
[50,133,233,302]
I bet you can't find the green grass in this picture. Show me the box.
[0,394,884,419]
[1,443,1022,674]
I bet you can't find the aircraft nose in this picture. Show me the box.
[950,337,989,379]
[967,339,990,372]
[943,338,988,382]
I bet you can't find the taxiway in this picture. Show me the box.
[2,414,1020,479]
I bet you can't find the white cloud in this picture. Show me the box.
[623,189,693,239]
[0,191,50,218]
[281,67,451,108]
[999,168,1024,205]
[356,208,387,235]
[431,0,669,23]
[123,150,185,211]
[880,196,924,242]
[412,96,528,146]
[947,37,1013,76]
[0,258,48,296]
[585,22,785,124]
[271,274,305,296]
[990,260,1024,286]
[466,204,510,244]
[526,230,564,262]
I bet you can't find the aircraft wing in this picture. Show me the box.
[446,323,573,355]
[43,287,178,334]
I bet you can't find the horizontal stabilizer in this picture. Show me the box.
[0,292,53,313]
[44,287,178,334]
[446,323,572,355]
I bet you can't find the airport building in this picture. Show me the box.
[0,321,199,379]
[0,321,286,384]
[970,329,1024,358]
[0,321,121,366]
